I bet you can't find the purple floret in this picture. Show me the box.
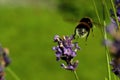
[61,60,79,71]
[115,0,120,5]
[105,24,120,77]
[3,52,11,67]
[54,35,60,42]
[110,0,120,22]
[0,66,4,80]
[106,18,118,34]
[110,58,120,77]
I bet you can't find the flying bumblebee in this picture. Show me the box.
[73,17,93,41]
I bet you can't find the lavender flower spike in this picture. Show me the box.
[52,35,80,71]
[110,58,120,77]
[115,0,120,6]
[106,18,118,35]
[0,66,4,80]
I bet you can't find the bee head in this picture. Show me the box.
[75,23,89,38]
[76,28,88,38]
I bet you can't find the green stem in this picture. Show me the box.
[105,77,109,80]
[6,67,21,80]
[92,0,112,80]
[73,71,79,80]
[114,74,117,80]
[102,0,112,80]
[91,0,104,37]
[92,0,101,24]
[103,8,112,80]
[103,1,111,80]
[105,48,111,80]
[103,0,111,20]
[117,77,120,80]
[110,0,120,29]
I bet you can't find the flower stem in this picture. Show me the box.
[114,74,117,80]
[103,18,112,80]
[103,0,111,20]
[110,0,120,29]
[91,0,104,37]
[92,0,112,80]
[105,77,109,80]
[73,71,79,80]
[102,3,112,80]
[102,0,113,80]
[6,67,21,80]
[105,48,111,80]
[91,0,101,24]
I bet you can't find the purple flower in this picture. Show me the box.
[0,47,11,67]
[61,60,79,71]
[116,7,120,22]
[0,66,4,80]
[109,0,120,23]
[115,0,120,6]
[117,7,120,15]
[52,35,80,71]
[103,37,120,57]
[103,39,112,47]
[54,35,60,42]
[3,52,11,67]
[0,46,10,80]
[113,39,120,50]
[106,18,118,35]
[110,58,120,77]
[105,25,120,76]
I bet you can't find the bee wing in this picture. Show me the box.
[92,22,104,29]
[92,22,105,36]
[63,18,80,23]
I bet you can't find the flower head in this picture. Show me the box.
[0,66,4,80]
[61,60,79,71]
[105,25,120,76]
[110,58,120,77]
[109,0,120,23]
[52,35,80,71]
[0,46,11,80]
[0,46,11,67]
[106,18,118,35]
[115,0,120,6]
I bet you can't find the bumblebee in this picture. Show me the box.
[73,17,93,41]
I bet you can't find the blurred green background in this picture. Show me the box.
[0,0,114,80]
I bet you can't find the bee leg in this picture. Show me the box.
[85,30,90,41]
[73,28,77,39]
